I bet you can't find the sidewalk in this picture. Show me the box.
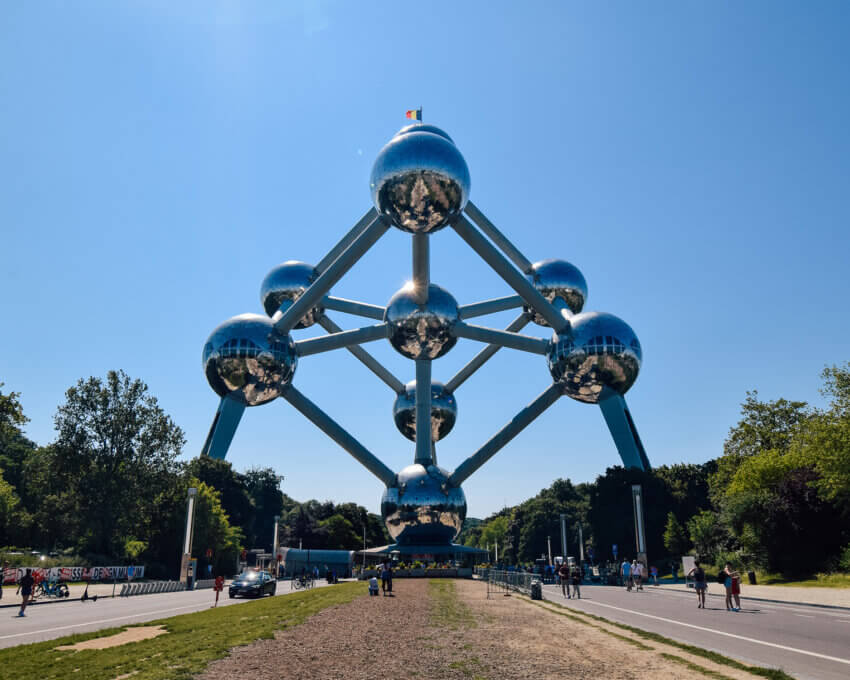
[652,581,850,609]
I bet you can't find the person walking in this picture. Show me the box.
[650,564,658,585]
[687,560,707,609]
[16,568,34,617]
[632,560,643,591]
[570,563,581,599]
[212,574,224,607]
[558,561,571,598]
[621,559,632,591]
[380,560,389,596]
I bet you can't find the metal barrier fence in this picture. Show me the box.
[119,581,186,597]
[487,570,534,598]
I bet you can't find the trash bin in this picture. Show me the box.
[747,571,757,585]
[530,579,542,600]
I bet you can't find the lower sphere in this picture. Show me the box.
[393,381,457,442]
[203,314,297,406]
[381,464,467,545]
[548,311,641,403]
[384,283,459,359]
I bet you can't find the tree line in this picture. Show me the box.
[0,371,387,578]
[460,364,850,577]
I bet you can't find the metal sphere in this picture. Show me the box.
[384,283,459,360]
[548,312,641,403]
[381,464,467,545]
[370,126,470,233]
[525,259,588,326]
[203,314,297,406]
[259,261,322,329]
[393,381,458,442]
[395,123,454,143]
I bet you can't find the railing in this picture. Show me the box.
[119,581,186,596]
[487,569,535,598]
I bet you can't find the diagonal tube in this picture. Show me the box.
[323,296,385,320]
[414,359,433,466]
[200,396,246,460]
[317,315,404,393]
[412,233,430,305]
[464,201,533,274]
[445,313,530,393]
[452,321,550,355]
[448,383,562,487]
[315,207,379,274]
[275,215,390,334]
[450,214,568,332]
[598,388,651,471]
[295,323,389,357]
[282,385,396,487]
[458,295,524,319]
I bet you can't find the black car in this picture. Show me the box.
[228,570,277,598]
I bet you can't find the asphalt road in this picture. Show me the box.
[541,583,850,680]
[0,579,332,649]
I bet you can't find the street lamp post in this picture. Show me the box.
[179,487,198,585]
[631,484,647,566]
[547,535,552,565]
[559,513,567,558]
[272,515,280,578]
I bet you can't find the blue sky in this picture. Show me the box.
[2,1,849,519]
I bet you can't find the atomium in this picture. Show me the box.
[200,119,649,552]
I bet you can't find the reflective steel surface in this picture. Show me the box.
[260,261,322,328]
[370,125,470,233]
[384,283,459,359]
[381,464,467,544]
[525,259,587,325]
[203,314,297,406]
[548,311,641,403]
[393,380,457,442]
[395,123,454,142]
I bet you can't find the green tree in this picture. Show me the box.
[243,467,285,550]
[479,515,509,558]
[318,513,360,550]
[663,511,690,557]
[185,457,254,534]
[190,480,244,575]
[686,510,721,564]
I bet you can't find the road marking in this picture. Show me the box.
[794,614,815,619]
[0,604,202,641]
[554,597,850,667]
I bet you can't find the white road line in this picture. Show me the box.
[794,614,815,618]
[0,604,201,641]
[557,597,850,667]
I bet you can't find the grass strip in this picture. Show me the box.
[429,579,476,630]
[661,652,738,680]
[0,582,363,680]
[528,598,795,680]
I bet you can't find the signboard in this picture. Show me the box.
[681,555,695,579]
[2,565,145,584]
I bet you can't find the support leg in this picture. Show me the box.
[598,390,651,470]
[414,360,433,466]
[200,396,246,460]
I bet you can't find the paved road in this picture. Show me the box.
[541,583,850,680]
[0,580,332,649]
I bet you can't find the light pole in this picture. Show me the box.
[632,484,647,566]
[180,487,198,585]
[547,535,552,565]
[576,522,585,562]
[559,513,567,558]
[272,515,280,578]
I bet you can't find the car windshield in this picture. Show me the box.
[239,571,258,580]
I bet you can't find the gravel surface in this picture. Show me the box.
[198,579,769,680]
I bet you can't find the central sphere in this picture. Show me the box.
[381,464,467,545]
[525,259,588,326]
[384,283,459,360]
[548,311,641,403]
[393,381,458,442]
[259,261,322,329]
[370,124,470,233]
[203,314,297,406]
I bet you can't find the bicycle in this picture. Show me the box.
[291,574,314,590]
[33,580,70,599]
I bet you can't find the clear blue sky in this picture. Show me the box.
[2,1,848,519]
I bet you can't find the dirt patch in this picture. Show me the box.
[55,625,168,651]
[197,580,772,680]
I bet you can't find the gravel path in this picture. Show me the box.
[198,579,773,680]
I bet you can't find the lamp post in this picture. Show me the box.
[547,535,552,565]
[272,515,280,578]
[559,513,567,558]
[179,487,198,585]
[632,484,647,566]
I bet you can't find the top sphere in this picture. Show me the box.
[548,311,641,403]
[203,314,297,406]
[370,127,470,233]
[260,261,322,329]
[384,283,460,360]
[525,259,588,326]
[395,123,454,143]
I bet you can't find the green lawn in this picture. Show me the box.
[0,582,363,680]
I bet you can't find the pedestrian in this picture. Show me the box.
[650,565,658,585]
[380,560,389,596]
[621,559,632,591]
[687,560,707,609]
[632,560,643,590]
[385,561,393,596]
[212,574,224,607]
[0,561,8,600]
[368,575,379,596]
[558,561,571,598]
[571,563,581,599]
[723,563,741,611]
[16,568,34,617]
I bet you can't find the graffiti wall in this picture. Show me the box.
[1,566,145,584]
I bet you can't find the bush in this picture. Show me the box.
[839,544,850,573]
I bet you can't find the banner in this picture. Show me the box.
[2,565,145,584]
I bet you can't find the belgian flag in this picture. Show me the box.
[405,108,422,121]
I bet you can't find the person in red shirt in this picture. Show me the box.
[212,575,225,608]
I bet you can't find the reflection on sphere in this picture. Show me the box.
[384,283,459,360]
[259,261,322,328]
[525,259,587,325]
[203,314,297,406]
[548,311,641,403]
[393,381,457,442]
[381,464,467,544]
